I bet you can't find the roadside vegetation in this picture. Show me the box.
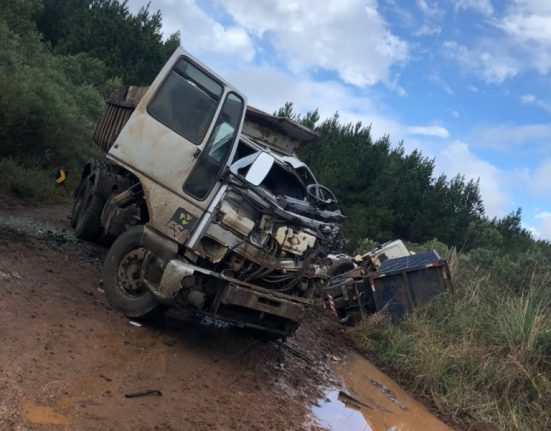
[0,0,178,201]
[350,226,551,430]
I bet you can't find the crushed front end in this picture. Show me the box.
[182,141,343,336]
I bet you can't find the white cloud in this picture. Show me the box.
[429,74,453,94]
[416,0,444,18]
[413,25,442,36]
[214,0,408,88]
[520,93,551,113]
[219,63,404,142]
[436,141,512,217]
[471,123,551,150]
[528,158,551,196]
[532,211,551,240]
[127,0,255,65]
[408,126,450,138]
[538,217,551,240]
[443,40,520,84]
[447,1,551,83]
[454,0,494,15]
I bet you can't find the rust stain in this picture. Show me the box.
[20,398,69,427]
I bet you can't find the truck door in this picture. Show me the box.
[107,48,246,243]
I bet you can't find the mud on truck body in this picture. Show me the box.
[71,48,344,337]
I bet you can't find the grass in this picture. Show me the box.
[0,158,72,203]
[349,248,551,430]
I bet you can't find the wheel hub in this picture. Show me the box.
[118,248,147,296]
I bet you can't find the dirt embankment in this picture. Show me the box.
[0,204,348,431]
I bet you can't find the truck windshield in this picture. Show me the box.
[147,58,223,145]
[184,92,244,200]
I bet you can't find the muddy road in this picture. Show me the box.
[0,204,454,431]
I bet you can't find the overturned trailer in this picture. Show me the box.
[71,49,343,338]
[325,250,453,324]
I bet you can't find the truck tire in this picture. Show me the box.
[74,176,105,241]
[70,178,86,228]
[103,226,162,319]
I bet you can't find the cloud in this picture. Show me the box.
[214,0,409,88]
[436,141,511,217]
[443,40,520,84]
[126,0,255,65]
[454,0,494,15]
[538,217,551,240]
[416,0,444,18]
[532,211,551,240]
[413,25,442,36]
[470,123,551,150]
[218,63,404,141]
[520,93,551,113]
[408,126,450,138]
[445,1,551,83]
[429,74,453,94]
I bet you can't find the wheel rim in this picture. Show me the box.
[117,248,148,297]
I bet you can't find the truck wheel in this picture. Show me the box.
[74,175,105,241]
[70,177,87,228]
[103,226,161,319]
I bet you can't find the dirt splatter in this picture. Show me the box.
[20,399,69,427]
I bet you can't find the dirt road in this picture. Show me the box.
[0,203,456,431]
[0,204,348,431]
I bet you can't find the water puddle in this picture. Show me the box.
[311,353,452,431]
[20,398,70,427]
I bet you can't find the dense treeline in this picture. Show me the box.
[275,103,550,256]
[0,0,178,198]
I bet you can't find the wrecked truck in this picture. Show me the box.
[70,47,344,337]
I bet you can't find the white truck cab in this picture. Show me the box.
[71,48,343,338]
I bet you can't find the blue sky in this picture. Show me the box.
[129,0,551,239]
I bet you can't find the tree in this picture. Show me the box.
[275,102,486,249]
[36,0,181,84]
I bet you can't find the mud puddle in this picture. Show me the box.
[311,353,452,431]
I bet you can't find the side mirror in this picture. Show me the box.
[245,152,274,186]
[230,151,275,186]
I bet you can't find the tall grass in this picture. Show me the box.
[349,250,551,430]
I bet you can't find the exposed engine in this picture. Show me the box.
[195,139,344,300]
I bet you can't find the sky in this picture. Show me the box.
[128,0,551,240]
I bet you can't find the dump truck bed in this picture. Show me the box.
[93,86,318,156]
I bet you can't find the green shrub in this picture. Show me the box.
[0,158,70,202]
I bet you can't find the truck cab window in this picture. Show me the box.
[147,58,223,145]
[184,93,244,199]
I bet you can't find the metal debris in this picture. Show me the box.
[271,340,315,366]
[124,389,162,399]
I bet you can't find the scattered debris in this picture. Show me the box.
[338,390,373,409]
[1,270,22,281]
[98,374,112,382]
[271,340,315,366]
[124,389,162,399]
[370,379,408,411]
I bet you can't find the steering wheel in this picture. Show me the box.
[306,184,338,206]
